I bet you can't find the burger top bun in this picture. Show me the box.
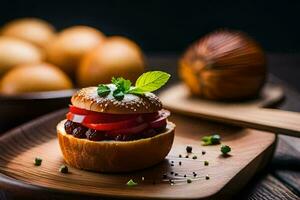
[45,26,105,76]
[0,63,73,94]
[71,86,162,114]
[1,18,55,49]
[77,36,144,87]
[0,37,43,76]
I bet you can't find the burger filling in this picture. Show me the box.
[64,105,170,141]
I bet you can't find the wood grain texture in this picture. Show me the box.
[0,109,275,199]
[159,83,300,138]
[242,175,299,200]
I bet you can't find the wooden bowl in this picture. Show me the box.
[0,89,75,133]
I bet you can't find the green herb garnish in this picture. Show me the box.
[112,77,132,92]
[126,179,138,186]
[128,71,171,95]
[34,157,42,166]
[59,165,68,173]
[112,89,125,101]
[187,179,192,183]
[97,71,171,101]
[97,85,111,97]
[201,134,221,145]
[221,145,231,155]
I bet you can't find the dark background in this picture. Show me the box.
[1,0,300,53]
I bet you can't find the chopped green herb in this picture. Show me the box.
[126,179,138,186]
[221,145,231,155]
[186,146,192,153]
[201,134,221,145]
[97,85,111,97]
[201,136,211,143]
[187,179,192,183]
[211,134,221,144]
[98,71,171,101]
[204,161,209,166]
[34,157,42,166]
[59,165,68,173]
[113,89,125,101]
[112,77,132,92]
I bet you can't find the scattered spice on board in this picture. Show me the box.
[202,134,221,145]
[34,157,42,166]
[126,179,138,186]
[59,165,68,173]
[186,146,193,153]
[221,145,231,155]
[204,161,209,166]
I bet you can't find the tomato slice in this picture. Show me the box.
[69,105,94,115]
[66,112,140,124]
[82,116,142,131]
[67,105,170,133]
[107,123,149,136]
[69,105,139,123]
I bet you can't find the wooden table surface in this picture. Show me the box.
[1,53,300,200]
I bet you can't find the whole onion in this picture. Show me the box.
[179,30,266,100]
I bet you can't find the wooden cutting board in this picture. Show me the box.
[0,109,276,199]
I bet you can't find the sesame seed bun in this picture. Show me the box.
[57,119,175,172]
[71,86,162,114]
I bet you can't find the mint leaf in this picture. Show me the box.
[111,77,131,92]
[128,71,170,94]
[97,85,111,97]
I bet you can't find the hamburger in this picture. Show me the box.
[57,71,175,172]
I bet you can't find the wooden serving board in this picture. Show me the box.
[0,109,275,199]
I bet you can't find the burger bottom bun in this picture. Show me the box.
[57,120,175,172]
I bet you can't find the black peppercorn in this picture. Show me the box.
[34,157,42,166]
[186,146,192,153]
[59,165,68,173]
